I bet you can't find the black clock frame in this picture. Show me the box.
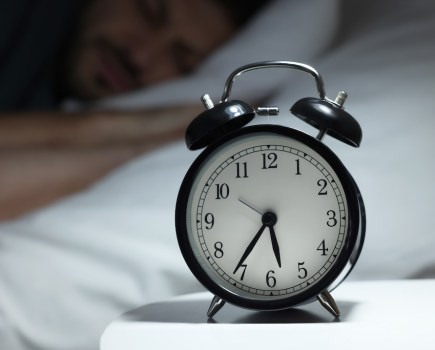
[175,124,365,311]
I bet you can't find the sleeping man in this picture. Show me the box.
[1,1,435,350]
[0,0,270,219]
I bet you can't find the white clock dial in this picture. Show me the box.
[185,130,348,301]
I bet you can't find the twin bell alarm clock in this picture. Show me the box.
[175,61,365,318]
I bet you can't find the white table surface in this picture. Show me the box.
[100,280,435,350]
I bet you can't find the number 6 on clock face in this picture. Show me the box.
[176,125,364,313]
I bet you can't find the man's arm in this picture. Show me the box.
[0,105,202,220]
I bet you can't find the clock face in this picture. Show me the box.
[176,125,360,310]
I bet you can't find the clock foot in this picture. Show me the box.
[207,295,226,318]
[317,290,340,318]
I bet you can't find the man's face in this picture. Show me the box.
[66,0,236,100]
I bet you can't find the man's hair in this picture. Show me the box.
[215,0,271,26]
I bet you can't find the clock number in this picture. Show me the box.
[204,213,214,229]
[298,262,307,279]
[327,210,337,227]
[295,159,301,175]
[266,270,277,288]
[215,183,229,199]
[317,179,328,195]
[317,239,329,256]
[213,241,224,258]
[261,153,278,169]
[235,162,248,178]
[235,264,247,281]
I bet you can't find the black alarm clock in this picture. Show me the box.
[175,61,365,319]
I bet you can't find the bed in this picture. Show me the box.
[1,0,435,349]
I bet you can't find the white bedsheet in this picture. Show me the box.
[1,0,435,349]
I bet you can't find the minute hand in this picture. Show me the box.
[233,224,267,274]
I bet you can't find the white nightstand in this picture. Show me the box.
[101,280,435,350]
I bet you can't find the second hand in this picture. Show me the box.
[238,198,263,216]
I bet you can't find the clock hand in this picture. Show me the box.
[269,225,281,268]
[233,223,267,274]
[238,198,263,216]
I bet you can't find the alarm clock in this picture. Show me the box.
[175,61,365,319]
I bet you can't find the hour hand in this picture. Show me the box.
[269,226,281,268]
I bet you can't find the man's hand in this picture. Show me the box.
[0,105,203,220]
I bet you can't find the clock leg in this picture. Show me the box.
[207,295,226,318]
[317,290,341,318]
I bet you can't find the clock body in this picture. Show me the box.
[176,124,364,311]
